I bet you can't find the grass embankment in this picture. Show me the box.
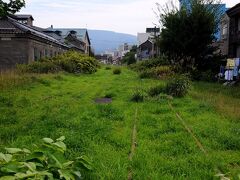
[0,67,239,179]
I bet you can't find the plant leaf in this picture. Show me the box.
[56,136,65,142]
[0,176,16,180]
[0,153,12,163]
[62,161,74,168]
[5,148,22,154]
[53,141,66,151]
[22,148,31,154]
[43,138,54,144]
[58,170,75,180]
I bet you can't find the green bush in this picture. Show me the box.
[130,56,169,72]
[148,85,166,97]
[139,69,155,79]
[105,66,111,70]
[166,75,191,97]
[17,51,100,74]
[130,89,144,102]
[0,136,92,179]
[139,66,173,79]
[17,61,60,74]
[153,66,173,78]
[113,68,121,75]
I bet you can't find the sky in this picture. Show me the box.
[17,0,240,35]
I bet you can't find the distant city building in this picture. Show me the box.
[137,27,160,60]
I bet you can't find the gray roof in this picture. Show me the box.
[10,14,34,20]
[48,28,91,45]
[0,17,68,48]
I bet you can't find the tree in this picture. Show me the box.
[0,0,25,17]
[122,45,137,65]
[157,0,224,72]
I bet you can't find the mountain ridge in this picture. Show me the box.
[88,30,137,54]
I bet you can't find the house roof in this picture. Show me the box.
[49,28,91,45]
[10,14,34,20]
[0,17,68,48]
[226,3,240,17]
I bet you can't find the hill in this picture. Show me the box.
[88,30,137,54]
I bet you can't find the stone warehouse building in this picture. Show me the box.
[0,15,92,70]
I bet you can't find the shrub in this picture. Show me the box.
[131,89,144,102]
[130,56,169,72]
[139,66,173,79]
[148,85,166,97]
[139,69,155,79]
[0,136,92,179]
[153,66,173,78]
[17,61,59,74]
[17,51,100,74]
[166,75,191,97]
[105,66,111,70]
[113,68,121,75]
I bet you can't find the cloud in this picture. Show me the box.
[20,0,240,35]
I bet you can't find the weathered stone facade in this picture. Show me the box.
[0,16,69,71]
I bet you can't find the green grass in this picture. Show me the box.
[0,67,239,179]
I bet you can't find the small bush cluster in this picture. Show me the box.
[165,75,191,97]
[148,85,166,97]
[130,56,169,72]
[139,66,173,79]
[17,51,100,74]
[0,136,92,179]
[113,68,121,75]
[131,89,144,102]
[105,66,111,70]
[147,75,191,98]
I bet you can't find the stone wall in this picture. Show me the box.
[0,36,29,70]
[0,34,67,71]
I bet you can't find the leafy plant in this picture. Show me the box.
[0,136,92,179]
[17,51,100,74]
[130,89,144,102]
[166,75,191,97]
[113,68,121,75]
[148,85,166,97]
[105,66,111,70]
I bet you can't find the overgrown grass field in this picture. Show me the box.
[0,67,239,179]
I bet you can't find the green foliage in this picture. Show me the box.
[0,136,92,179]
[157,0,223,72]
[105,66,111,70]
[148,85,166,97]
[122,52,136,65]
[139,66,173,79]
[130,89,144,102]
[17,51,100,74]
[113,68,121,75]
[166,75,191,97]
[130,56,169,72]
[0,0,25,16]
[17,62,60,74]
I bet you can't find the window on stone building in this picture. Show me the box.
[40,51,43,59]
[238,18,240,31]
[34,48,38,61]
[222,23,228,36]
[50,50,53,57]
[45,49,48,57]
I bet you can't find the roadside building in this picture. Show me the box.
[0,14,93,71]
[0,16,68,70]
[49,28,91,56]
[137,27,160,60]
[226,3,240,58]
